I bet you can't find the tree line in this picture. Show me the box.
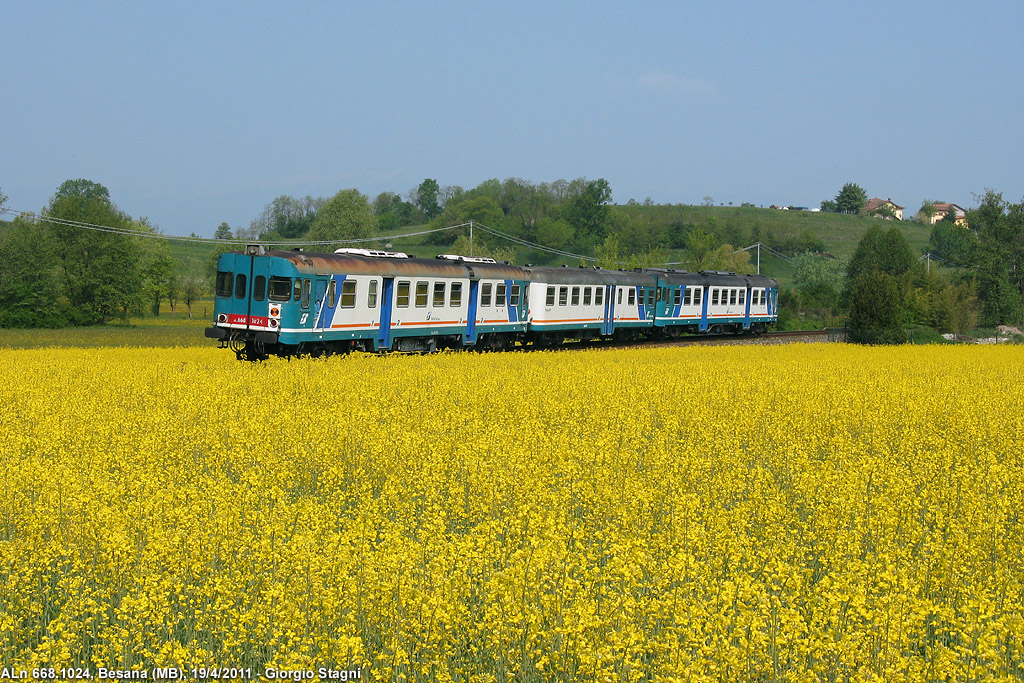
[2,178,1021,341]
[788,189,1024,341]
[0,180,204,327]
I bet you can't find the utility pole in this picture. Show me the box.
[757,242,761,275]
[469,219,474,256]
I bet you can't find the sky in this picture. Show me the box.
[2,0,1022,237]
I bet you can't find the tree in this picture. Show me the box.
[792,252,846,311]
[305,189,377,243]
[214,222,234,240]
[46,179,141,324]
[834,183,867,215]
[564,178,612,241]
[0,216,66,327]
[848,270,906,343]
[820,199,837,213]
[917,200,938,223]
[928,220,975,267]
[965,190,1024,325]
[847,225,912,280]
[250,195,323,239]
[373,191,415,231]
[416,178,442,220]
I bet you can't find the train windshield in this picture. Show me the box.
[215,271,233,298]
[268,277,292,301]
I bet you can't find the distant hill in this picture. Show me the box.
[613,204,931,260]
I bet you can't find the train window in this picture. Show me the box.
[327,279,336,308]
[482,283,492,307]
[216,271,233,298]
[711,289,719,306]
[510,285,521,306]
[450,282,462,307]
[397,281,410,308]
[683,289,692,306]
[268,277,291,301]
[293,278,302,301]
[674,289,682,306]
[694,288,703,305]
[647,290,655,307]
[595,287,603,306]
[234,274,247,300]
[341,280,356,308]
[628,289,636,306]
[558,286,568,306]
[300,279,311,309]
[415,281,428,307]
[433,282,446,307]
[546,286,555,307]
[730,289,737,306]
[368,280,378,308]
[739,290,746,305]
[253,276,266,302]
[570,286,580,306]
[495,283,506,306]
[618,289,623,305]
[582,287,591,306]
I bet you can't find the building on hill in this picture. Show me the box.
[864,198,905,220]
[926,203,968,227]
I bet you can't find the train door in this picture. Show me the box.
[223,253,251,327]
[699,286,709,332]
[602,285,615,335]
[465,280,479,345]
[378,277,395,350]
[743,286,752,329]
[247,257,271,328]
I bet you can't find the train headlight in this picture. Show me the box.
[218,313,227,323]
[270,319,278,328]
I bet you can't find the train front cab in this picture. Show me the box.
[207,247,284,359]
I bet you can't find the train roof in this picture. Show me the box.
[266,249,530,280]
[525,265,658,286]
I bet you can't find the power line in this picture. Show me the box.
[0,207,466,246]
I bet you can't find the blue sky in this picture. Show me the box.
[2,0,1021,236]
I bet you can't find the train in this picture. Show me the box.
[205,245,779,360]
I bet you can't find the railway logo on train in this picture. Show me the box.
[205,245,779,360]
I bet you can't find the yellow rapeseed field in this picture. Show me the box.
[1,343,1022,681]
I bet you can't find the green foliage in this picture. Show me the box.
[0,217,67,327]
[214,222,234,240]
[847,225,913,281]
[373,192,416,231]
[834,182,867,215]
[928,221,975,267]
[847,270,906,344]
[792,252,846,311]
[965,190,1024,326]
[306,189,377,243]
[250,195,323,239]
[564,178,612,241]
[820,199,837,213]
[416,178,442,220]
[46,179,142,324]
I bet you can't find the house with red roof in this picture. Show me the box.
[864,198,905,220]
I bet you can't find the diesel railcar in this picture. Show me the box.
[205,246,779,360]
